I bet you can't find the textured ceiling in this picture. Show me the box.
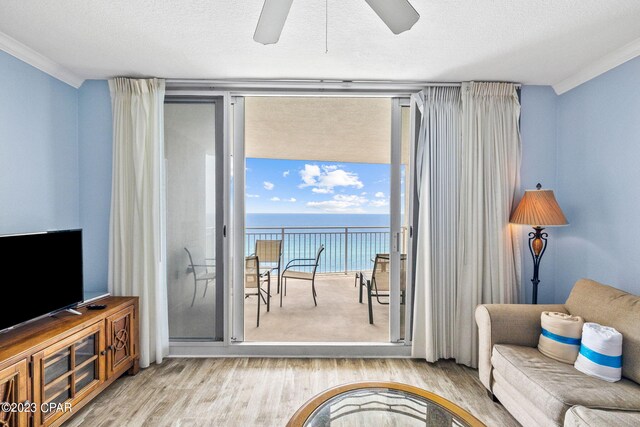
[1,1,640,86]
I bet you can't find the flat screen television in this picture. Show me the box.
[0,229,84,332]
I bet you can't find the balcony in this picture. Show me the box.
[243,225,405,342]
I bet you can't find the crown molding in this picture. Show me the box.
[552,37,640,95]
[0,31,84,88]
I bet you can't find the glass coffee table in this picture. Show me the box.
[287,382,486,427]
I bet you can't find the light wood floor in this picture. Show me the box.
[65,358,518,427]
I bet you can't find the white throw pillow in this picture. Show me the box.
[574,322,623,382]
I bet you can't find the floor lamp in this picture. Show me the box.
[510,184,568,304]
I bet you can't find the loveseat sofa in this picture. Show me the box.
[475,279,640,426]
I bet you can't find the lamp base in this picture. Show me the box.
[528,226,548,304]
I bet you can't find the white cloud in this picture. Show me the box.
[375,192,385,198]
[306,194,368,213]
[369,199,389,207]
[320,169,364,189]
[361,192,367,196]
[271,197,296,203]
[246,194,260,198]
[299,164,321,186]
[335,194,367,203]
[283,170,290,177]
[263,181,274,190]
[299,164,363,194]
[311,188,332,194]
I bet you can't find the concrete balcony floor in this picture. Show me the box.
[244,273,392,342]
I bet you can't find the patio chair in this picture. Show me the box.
[255,239,283,293]
[184,247,216,307]
[359,253,407,324]
[245,255,271,327]
[281,244,325,307]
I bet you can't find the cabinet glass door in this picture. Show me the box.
[42,348,72,411]
[37,325,103,425]
[73,334,98,394]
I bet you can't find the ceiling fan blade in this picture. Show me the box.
[364,0,419,35]
[254,0,295,45]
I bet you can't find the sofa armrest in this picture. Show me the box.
[475,303,567,392]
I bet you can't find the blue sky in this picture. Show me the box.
[245,159,392,214]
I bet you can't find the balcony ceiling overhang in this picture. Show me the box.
[245,97,409,164]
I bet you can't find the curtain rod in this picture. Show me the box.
[165,79,522,91]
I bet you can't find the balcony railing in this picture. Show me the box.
[245,226,405,274]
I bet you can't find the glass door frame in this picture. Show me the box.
[390,97,415,344]
[389,98,402,343]
[405,96,418,344]
[231,96,245,342]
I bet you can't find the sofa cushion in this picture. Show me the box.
[564,406,640,427]
[492,345,640,425]
[493,370,558,427]
[565,278,640,383]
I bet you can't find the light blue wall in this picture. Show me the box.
[519,86,559,304]
[0,52,111,296]
[0,51,79,234]
[78,80,112,294]
[520,57,640,303]
[553,56,640,301]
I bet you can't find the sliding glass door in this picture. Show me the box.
[165,98,225,341]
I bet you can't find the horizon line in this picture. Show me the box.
[245,212,390,215]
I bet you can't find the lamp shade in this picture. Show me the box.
[510,187,568,227]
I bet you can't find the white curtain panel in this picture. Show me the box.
[411,86,462,362]
[108,78,169,368]
[455,82,522,367]
[412,82,521,368]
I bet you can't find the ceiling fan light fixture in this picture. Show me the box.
[364,0,420,35]
[254,0,294,45]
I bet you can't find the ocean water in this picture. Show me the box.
[246,213,390,228]
[245,214,391,273]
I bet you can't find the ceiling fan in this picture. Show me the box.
[254,0,420,45]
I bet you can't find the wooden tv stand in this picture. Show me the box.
[0,296,139,427]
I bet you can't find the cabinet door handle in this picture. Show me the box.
[100,345,116,355]
[101,345,115,355]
